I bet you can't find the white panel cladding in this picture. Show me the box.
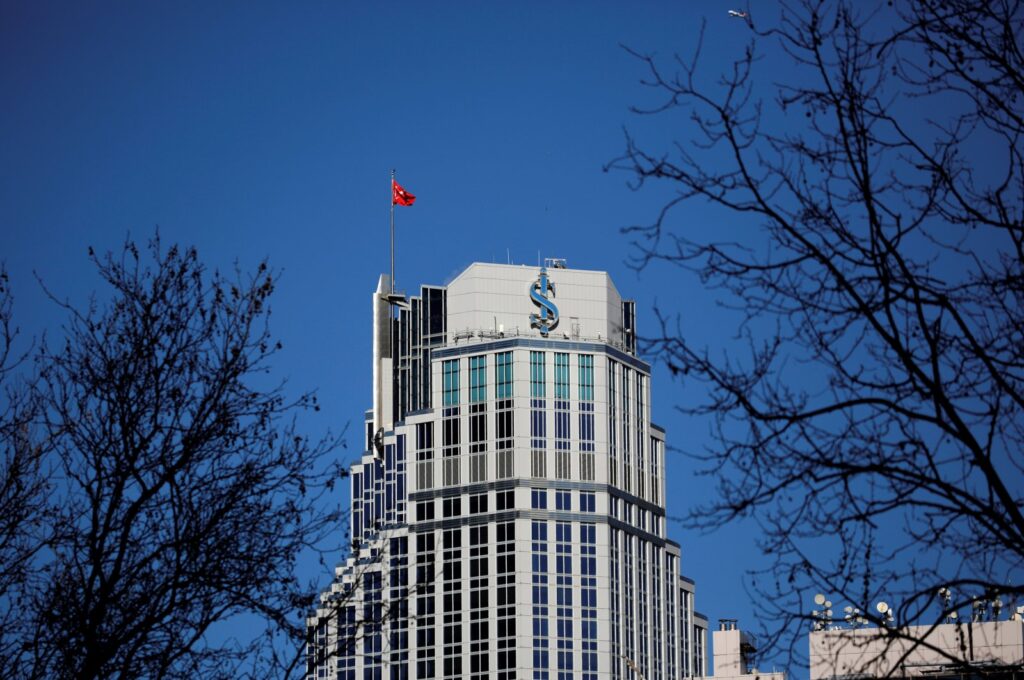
[446,263,625,345]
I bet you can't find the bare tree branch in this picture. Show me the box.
[612,0,1023,672]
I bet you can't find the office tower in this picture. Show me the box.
[308,261,708,680]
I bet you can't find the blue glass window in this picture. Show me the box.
[495,351,513,399]
[469,355,486,403]
[443,359,460,406]
[530,351,546,398]
[554,410,570,451]
[555,522,571,544]
[554,353,569,400]
[578,354,593,401]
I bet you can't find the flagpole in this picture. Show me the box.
[390,169,395,295]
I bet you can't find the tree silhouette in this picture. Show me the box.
[0,268,48,676]
[610,0,1022,669]
[0,236,345,679]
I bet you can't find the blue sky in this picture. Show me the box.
[2,0,779,665]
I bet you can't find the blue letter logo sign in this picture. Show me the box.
[529,267,559,336]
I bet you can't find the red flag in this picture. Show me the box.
[392,179,416,206]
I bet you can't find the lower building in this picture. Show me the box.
[307,262,708,679]
[809,619,1023,680]
[693,620,784,680]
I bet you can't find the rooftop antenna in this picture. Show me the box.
[812,594,833,631]
[938,587,956,623]
[876,601,894,626]
[843,604,868,628]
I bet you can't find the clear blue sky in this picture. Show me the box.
[2,0,775,665]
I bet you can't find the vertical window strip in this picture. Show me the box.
[469,355,486,403]
[532,520,550,679]
[396,435,407,523]
[495,351,513,478]
[579,355,596,481]
[636,373,647,499]
[610,528,621,680]
[530,351,547,479]
[666,554,677,680]
[622,366,631,492]
[443,359,460,407]
[579,357,595,455]
[651,545,664,680]
[638,541,650,675]
[578,354,594,402]
[650,436,661,506]
[495,351,513,399]
[442,528,463,678]
[555,522,573,678]
[469,525,489,678]
[415,532,437,679]
[554,354,571,479]
[623,535,636,673]
[580,524,599,680]
[608,360,618,487]
[531,406,547,448]
[496,521,517,678]
[530,351,546,398]
[554,353,569,400]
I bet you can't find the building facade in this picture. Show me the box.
[700,620,784,680]
[308,262,708,680]
[809,619,1024,680]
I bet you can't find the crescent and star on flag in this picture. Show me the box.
[392,179,416,206]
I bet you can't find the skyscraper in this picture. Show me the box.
[307,261,708,680]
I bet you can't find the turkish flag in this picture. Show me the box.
[392,180,416,206]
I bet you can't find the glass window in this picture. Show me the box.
[530,351,546,398]
[495,351,513,399]
[443,497,461,517]
[470,355,487,403]
[469,493,488,514]
[443,359,460,406]
[554,353,569,400]
[580,491,595,513]
[531,489,547,509]
[578,355,594,402]
[496,489,514,511]
[416,500,435,521]
[416,422,434,459]
[555,490,571,511]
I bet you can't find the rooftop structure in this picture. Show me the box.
[810,620,1024,680]
[699,620,785,680]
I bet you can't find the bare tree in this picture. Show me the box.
[2,236,345,679]
[609,0,1023,669]
[0,269,47,678]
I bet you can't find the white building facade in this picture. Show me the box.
[809,620,1023,680]
[700,620,784,680]
[308,262,708,680]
